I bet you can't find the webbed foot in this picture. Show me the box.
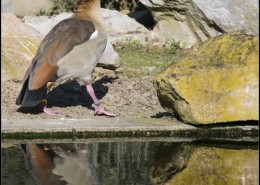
[38,99,60,115]
[93,104,119,117]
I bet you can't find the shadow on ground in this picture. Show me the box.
[17,76,118,113]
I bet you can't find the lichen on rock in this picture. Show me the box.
[2,33,42,80]
[154,31,259,124]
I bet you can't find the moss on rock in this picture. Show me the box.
[154,31,259,124]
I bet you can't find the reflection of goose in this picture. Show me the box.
[52,146,100,185]
[20,144,100,185]
[20,144,66,185]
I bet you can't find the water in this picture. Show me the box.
[1,140,258,185]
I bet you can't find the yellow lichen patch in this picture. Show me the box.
[1,54,17,79]
[1,33,41,81]
[154,31,259,124]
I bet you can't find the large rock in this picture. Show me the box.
[1,13,42,81]
[2,34,40,81]
[1,0,54,16]
[154,31,259,124]
[101,8,151,43]
[140,0,259,48]
[22,13,72,36]
[193,0,259,35]
[12,0,53,16]
[23,9,152,44]
[2,13,42,39]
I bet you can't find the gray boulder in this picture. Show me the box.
[2,12,42,38]
[22,13,72,36]
[140,0,259,48]
[102,8,152,43]
[23,9,152,44]
[193,0,258,35]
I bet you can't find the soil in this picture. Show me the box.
[1,68,176,121]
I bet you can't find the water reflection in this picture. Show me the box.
[1,141,258,185]
[21,144,100,185]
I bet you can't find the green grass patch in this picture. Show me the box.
[114,39,186,77]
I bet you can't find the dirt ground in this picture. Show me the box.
[1,68,177,121]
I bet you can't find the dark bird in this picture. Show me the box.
[16,0,118,116]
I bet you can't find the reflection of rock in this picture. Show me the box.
[154,31,259,124]
[149,142,258,185]
[149,143,194,185]
[87,141,161,185]
[1,142,258,185]
[168,147,258,185]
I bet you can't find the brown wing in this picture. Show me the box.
[16,18,95,107]
[25,17,96,90]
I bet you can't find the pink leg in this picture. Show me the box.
[86,84,119,117]
[38,93,60,115]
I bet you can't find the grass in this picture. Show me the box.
[101,0,139,12]
[36,9,49,16]
[50,0,76,15]
[114,39,186,77]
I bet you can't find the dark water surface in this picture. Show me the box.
[1,140,258,185]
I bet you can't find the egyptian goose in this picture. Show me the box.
[16,0,118,116]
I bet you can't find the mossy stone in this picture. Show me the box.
[154,31,259,124]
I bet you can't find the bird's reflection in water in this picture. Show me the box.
[20,144,100,185]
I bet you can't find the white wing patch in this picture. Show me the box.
[89,30,99,40]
